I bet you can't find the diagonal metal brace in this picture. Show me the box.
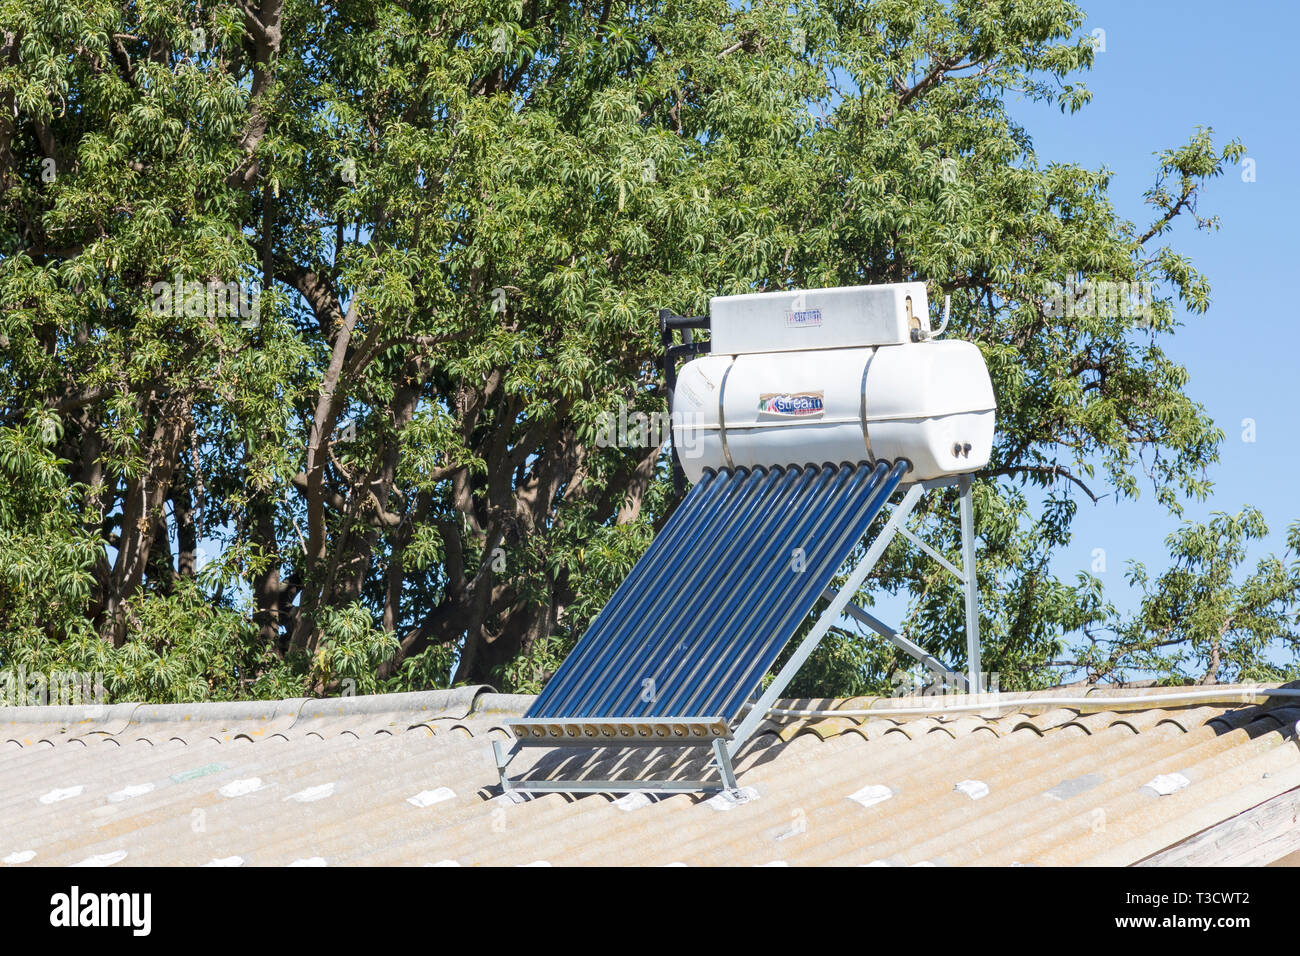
[896,526,966,583]
[820,586,966,689]
[726,483,926,758]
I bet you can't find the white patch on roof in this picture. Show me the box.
[954,779,990,800]
[407,787,455,808]
[663,862,688,867]
[518,860,552,867]
[39,785,84,805]
[847,783,893,808]
[774,820,807,842]
[1142,772,1191,796]
[2,850,36,865]
[614,791,652,812]
[425,860,461,867]
[1043,772,1103,801]
[707,786,759,812]
[288,857,327,867]
[108,783,155,803]
[71,850,128,867]
[203,856,245,867]
[911,860,938,867]
[219,777,264,798]
[861,860,891,867]
[286,783,336,803]
[758,860,788,867]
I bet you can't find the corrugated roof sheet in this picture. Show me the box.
[2,683,1297,866]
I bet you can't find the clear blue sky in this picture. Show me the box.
[1012,0,1299,610]
[862,1,1299,668]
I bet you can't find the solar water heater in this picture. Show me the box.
[494,283,996,794]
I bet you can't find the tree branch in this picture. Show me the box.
[1137,188,1194,245]
[986,464,1103,504]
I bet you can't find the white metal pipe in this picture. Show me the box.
[761,686,1300,719]
[927,294,951,339]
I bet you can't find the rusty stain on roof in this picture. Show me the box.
[1,683,1297,866]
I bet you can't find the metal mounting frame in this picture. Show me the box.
[494,733,738,795]
[816,473,983,694]
[494,471,982,794]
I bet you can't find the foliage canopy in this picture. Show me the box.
[1,0,1295,703]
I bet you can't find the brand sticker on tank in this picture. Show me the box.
[757,391,825,418]
[784,307,823,328]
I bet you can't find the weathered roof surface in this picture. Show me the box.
[2,683,1298,867]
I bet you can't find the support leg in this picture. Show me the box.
[958,475,982,691]
[712,737,738,790]
[493,739,517,794]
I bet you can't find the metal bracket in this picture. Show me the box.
[660,308,712,495]
[494,728,740,796]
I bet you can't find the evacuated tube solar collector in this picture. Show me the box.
[496,283,996,795]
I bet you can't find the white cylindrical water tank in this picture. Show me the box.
[671,340,996,483]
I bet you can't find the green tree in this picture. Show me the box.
[0,0,1293,702]
[1071,510,1300,686]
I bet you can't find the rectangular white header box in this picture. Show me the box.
[709,282,931,354]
